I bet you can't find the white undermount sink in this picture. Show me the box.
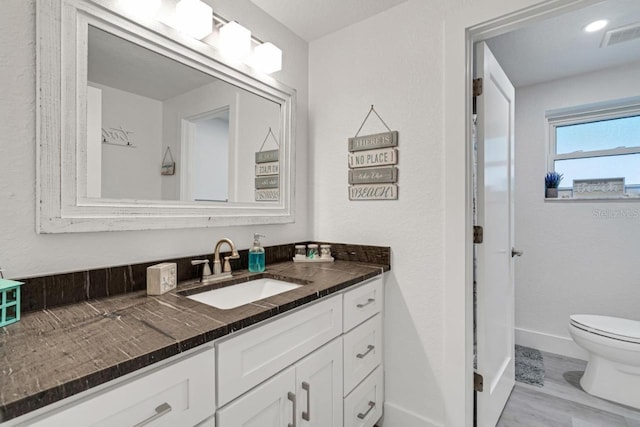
[186,278,302,310]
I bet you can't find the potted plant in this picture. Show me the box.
[545,172,563,198]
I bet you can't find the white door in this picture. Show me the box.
[216,367,295,427]
[474,41,516,427]
[295,338,343,427]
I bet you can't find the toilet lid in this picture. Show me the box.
[570,315,640,344]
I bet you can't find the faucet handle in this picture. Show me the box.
[191,259,212,277]
[222,256,235,273]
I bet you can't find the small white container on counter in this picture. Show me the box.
[147,263,177,295]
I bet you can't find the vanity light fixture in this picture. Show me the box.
[213,13,282,73]
[176,0,213,40]
[251,42,283,73]
[119,0,161,19]
[584,19,608,33]
[219,21,253,61]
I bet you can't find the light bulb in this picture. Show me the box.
[176,0,213,40]
[219,21,252,61]
[584,20,608,33]
[251,42,282,74]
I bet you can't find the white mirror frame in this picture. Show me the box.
[36,0,296,233]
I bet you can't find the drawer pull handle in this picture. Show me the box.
[288,392,297,427]
[302,381,311,421]
[357,401,376,419]
[357,344,375,359]
[133,402,172,427]
[356,298,375,308]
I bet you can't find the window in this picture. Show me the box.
[547,98,640,197]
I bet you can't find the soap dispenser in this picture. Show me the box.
[248,234,266,273]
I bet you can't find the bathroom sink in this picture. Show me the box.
[186,278,302,310]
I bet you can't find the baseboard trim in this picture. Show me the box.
[516,327,588,360]
[380,401,444,427]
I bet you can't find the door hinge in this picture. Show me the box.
[474,372,484,392]
[473,226,483,244]
[473,78,483,97]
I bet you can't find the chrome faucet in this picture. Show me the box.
[213,238,240,275]
[191,238,240,283]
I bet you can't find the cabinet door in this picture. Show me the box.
[295,339,343,427]
[216,367,296,427]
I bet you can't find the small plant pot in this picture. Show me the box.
[545,188,558,198]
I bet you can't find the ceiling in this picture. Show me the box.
[486,0,640,87]
[248,0,408,42]
[88,26,216,101]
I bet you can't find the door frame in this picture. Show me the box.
[442,1,602,426]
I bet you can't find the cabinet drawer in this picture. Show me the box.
[343,276,383,332]
[344,366,384,427]
[28,347,215,427]
[217,295,342,406]
[343,314,383,395]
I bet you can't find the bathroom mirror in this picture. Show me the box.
[37,0,295,233]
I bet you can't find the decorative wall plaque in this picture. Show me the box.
[573,178,625,198]
[255,127,280,201]
[347,106,399,200]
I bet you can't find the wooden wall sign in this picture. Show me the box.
[347,105,399,201]
[255,149,279,164]
[255,176,279,189]
[255,162,279,176]
[573,178,625,198]
[255,189,279,201]
[254,133,280,201]
[349,183,398,200]
[348,148,398,169]
[349,166,398,184]
[348,131,398,152]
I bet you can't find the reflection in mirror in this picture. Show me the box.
[86,25,281,203]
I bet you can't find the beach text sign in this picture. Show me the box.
[349,184,398,200]
[255,189,279,201]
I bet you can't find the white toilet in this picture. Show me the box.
[569,314,640,409]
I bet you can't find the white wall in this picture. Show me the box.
[310,2,447,425]
[0,0,308,277]
[514,61,640,358]
[94,83,163,200]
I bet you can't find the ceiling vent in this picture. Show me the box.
[601,22,640,47]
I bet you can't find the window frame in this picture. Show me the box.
[546,97,640,192]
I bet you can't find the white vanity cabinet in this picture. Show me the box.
[216,275,384,427]
[11,346,216,427]
[342,277,384,427]
[216,338,343,427]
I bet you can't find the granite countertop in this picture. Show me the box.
[0,260,387,422]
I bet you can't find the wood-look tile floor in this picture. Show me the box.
[497,350,640,426]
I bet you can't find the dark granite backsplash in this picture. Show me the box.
[17,243,390,313]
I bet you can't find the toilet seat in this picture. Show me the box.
[570,314,640,344]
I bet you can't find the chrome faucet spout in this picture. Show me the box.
[213,238,240,275]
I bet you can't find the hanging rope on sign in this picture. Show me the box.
[258,127,280,152]
[354,105,392,137]
[161,147,175,176]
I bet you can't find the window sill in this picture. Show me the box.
[544,197,640,202]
